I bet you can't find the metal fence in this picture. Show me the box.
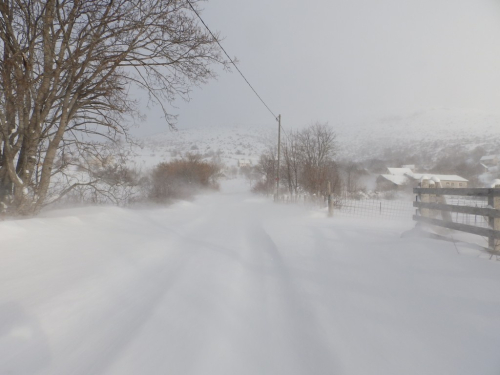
[275,192,416,221]
[335,198,414,221]
[443,196,489,229]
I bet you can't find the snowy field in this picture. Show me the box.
[1,179,500,375]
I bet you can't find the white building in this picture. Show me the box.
[378,167,468,189]
[480,155,499,168]
[387,167,414,176]
[410,174,468,188]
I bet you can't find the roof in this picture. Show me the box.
[379,174,409,186]
[410,173,468,182]
[480,155,498,161]
[387,167,413,175]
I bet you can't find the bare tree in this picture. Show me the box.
[281,130,300,195]
[253,146,277,194]
[255,123,339,198]
[297,122,337,195]
[0,0,226,214]
[341,162,365,193]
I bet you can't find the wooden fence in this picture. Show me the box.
[413,184,500,253]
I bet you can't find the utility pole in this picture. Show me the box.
[276,114,281,202]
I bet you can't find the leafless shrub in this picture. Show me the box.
[149,154,221,202]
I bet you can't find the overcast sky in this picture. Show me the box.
[133,0,500,135]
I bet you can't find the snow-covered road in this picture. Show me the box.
[1,180,500,375]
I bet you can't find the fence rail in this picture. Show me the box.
[413,183,500,253]
[413,188,500,196]
[413,215,500,239]
[413,201,500,218]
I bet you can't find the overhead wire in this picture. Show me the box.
[186,0,279,122]
[280,124,292,143]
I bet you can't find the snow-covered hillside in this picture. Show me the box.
[133,125,275,169]
[1,180,500,374]
[132,108,500,168]
[335,108,500,161]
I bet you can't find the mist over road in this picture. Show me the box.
[1,180,499,375]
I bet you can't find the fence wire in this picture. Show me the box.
[275,192,416,221]
[443,196,489,229]
[275,192,493,227]
[335,198,415,221]
[274,190,497,255]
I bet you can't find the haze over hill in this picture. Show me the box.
[134,108,500,168]
[335,107,500,161]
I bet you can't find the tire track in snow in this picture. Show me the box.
[43,233,195,375]
[244,219,340,375]
[101,197,264,375]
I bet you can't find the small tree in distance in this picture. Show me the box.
[254,122,340,197]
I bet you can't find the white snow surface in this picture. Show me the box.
[1,179,500,375]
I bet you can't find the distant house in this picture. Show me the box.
[480,155,499,168]
[376,167,412,189]
[237,159,252,168]
[478,163,490,173]
[377,167,468,189]
[409,174,468,188]
[376,174,410,189]
[387,167,413,175]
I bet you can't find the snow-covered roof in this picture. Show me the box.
[480,155,498,161]
[379,174,409,186]
[387,167,413,175]
[410,174,468,182]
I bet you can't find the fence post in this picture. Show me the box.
[434,177,451,222]
[489,182,500,253]
[327,181,333,217]
[420,178,430,218]
[428,179,436,218]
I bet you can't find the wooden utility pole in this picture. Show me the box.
[276,114,281,202]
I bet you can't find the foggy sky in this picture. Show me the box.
[133,0,500,135]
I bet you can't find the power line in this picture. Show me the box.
[186,0,279,122]
[280,124,291,142]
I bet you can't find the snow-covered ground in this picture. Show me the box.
[1,179,500,375]
[134,125,274,170]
